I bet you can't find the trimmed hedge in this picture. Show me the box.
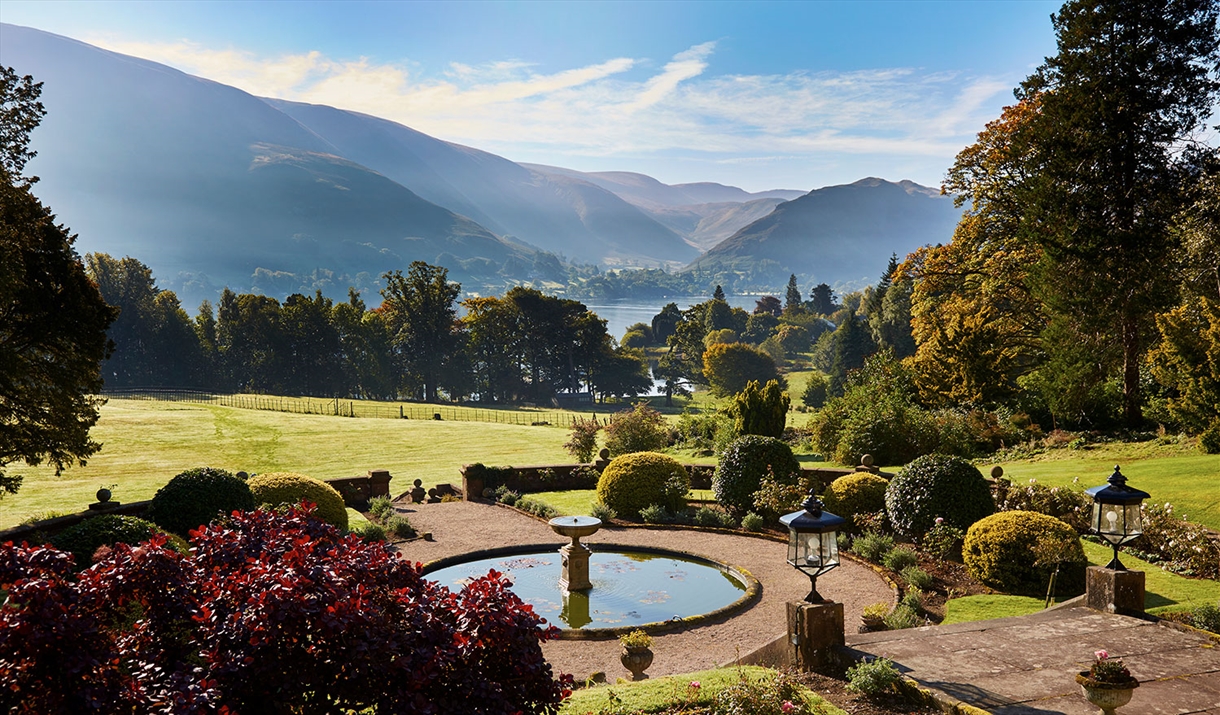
[596,452,689,520]
[147,467,256,537]
[248,472,349,530]
[52,514,188,569]
[714,435,800,515]
[821,473,889,532]
[884,454,994,539]
[963,511,1087,597]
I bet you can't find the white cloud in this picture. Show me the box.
[86,35,1012,186]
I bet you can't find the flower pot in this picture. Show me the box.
[621,645,653,681]
[1076,672,1138,715]
[860,614,886,632]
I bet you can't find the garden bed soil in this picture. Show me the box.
[794,669,938,715]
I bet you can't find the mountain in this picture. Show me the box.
[0,23,533,308]
[687,178,961,288]
[255,100,698,267]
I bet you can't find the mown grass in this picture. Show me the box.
[943,539,1220,625]
[559,666,844,715]
[1,399,574,529]
[525,488,718,517]
[987,439,1219,530]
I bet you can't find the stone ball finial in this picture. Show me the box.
[860,454,875,468]
[598,448,610,461]
[990,466,1004,479]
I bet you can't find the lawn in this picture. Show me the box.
[943,539,1220,624]
[525,488,717,516]
[1,398,574,529]
[986,440,1220,530]
[558,666,843,715]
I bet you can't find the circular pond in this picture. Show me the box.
[426,546,752,632]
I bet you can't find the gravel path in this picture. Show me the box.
[395,501,894,681]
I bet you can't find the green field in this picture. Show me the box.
[985,440,1220,530]
[1,398,574,529]
[559,666,842,714]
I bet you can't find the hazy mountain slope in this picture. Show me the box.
[0,23,530,307]
[523,164,804,209]
[646,198,789,252]
[687,178,960,287]
[673,183,804,205]
[267,100,697,265]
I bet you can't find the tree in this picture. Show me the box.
[462,295,524,403]
[809,283,838,315]
[650,302,682,344]
[864,254,899,317]
[754,295,782,317]
[713,284,726,302]
[1015,0,1220,425]
[0,68,116,500]
[784,274,802,314]
[381,262,462,402]
[280,291,342,396]
[826,312,876,396]
[729,379,790,438]
[603,403,669,456]
[702,342,782,396]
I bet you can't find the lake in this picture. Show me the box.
[583,295,766,343]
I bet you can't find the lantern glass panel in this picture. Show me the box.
[1124,504,1142,538]
[1093,503,1124,545]
[820,531,839,569]
[787,529,799,565]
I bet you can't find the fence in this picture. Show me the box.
[102,388,600,428]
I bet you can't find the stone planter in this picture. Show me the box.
[860,614,886,632]
[1076,672,1138,715]
[621,645,653,681]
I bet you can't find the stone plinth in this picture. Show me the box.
[559,542,593,591]
[1086,565,1145,615]
[787,600,844,672]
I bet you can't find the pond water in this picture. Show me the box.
[426,548,748,630]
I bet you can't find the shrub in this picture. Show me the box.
[715,435,800,515]
[995,479,1091,533]
[728,379,790,438]
[1201,420,1220,454]
[384,514,416,539]
[821,473,889,532]
[1135,502,1220,579]
[882,546,918,572]
[1191,603,1220,634]
[0,507,569,713]
[674,408,737,455]
[248,472,349,530]
[882,604,923,630]
[963,511,1087,597]
[52,515,184,569]
[514,497,559,520]
[496,487,521,506]
[741,512,766,532]
[801,372,829,409]
[901,566,934,591]
[694,506,737,528]
[712,669,816,715]
[639,503,672,524]
[850,531,895,563]
[596,452,689,520]
[604,403,669,456]
[355,523,387,542]
[589,502,617,522]
[899,587,928,613]
[846,657,903,697]
[921,521,965,560]
[564,417,602,462]
[885,454,995,539]
[703,342,782,397]
[368,495,395,519]
[752,470,821,517]
[147,466,255,536]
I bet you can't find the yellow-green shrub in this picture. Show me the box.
[963,511,1087,597]
[596,452,689,520]
[821,473,889,531]
[248,472,348,530]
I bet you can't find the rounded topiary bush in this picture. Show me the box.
[963,511,1087,596]
[248,471,349,529]
[884,454,994,539]
[596,452,690,520]
[714,435,800,515]
[147,466,256,537]
[821,473,889,531]
[52,514,187,568]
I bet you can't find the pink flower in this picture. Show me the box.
[1095,649,1109,660]
[689,680,700,689]
[782,702,796,713]
[934,517,944,525]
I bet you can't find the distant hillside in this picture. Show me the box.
[687,178,961,288]
[263,101,698,267]
[645,198,789,252]
[0,23,532,308]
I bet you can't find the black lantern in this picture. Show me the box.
[1085,466,1149,570]
[780,491,846,603]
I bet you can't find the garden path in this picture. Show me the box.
[845,605,1220,714]
[395,500,894,681]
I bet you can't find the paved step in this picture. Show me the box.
[844,607,1220,714]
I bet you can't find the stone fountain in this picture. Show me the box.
[548,515,601,591]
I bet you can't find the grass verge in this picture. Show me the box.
[559,666,844,714]
[523,489,718,517]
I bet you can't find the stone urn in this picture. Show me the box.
[620,645,653,681]
[1076,672,1138,715]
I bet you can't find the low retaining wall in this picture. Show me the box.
[0,471,394,543]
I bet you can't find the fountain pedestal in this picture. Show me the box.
[548,516,602,592]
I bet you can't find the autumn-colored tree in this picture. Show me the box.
[702,342,782,396]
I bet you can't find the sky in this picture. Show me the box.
[0,0,1063,192]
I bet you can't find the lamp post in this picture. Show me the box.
[1085,466,1149,571]
[780,491,846,603]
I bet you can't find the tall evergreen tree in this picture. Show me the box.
[785,274,802,313]
[827,312,877,396]
[809,283,838,316]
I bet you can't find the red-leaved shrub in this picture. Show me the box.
[0,506,570,714]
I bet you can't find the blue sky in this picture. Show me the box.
[1,0,1062,192]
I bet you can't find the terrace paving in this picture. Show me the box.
[845,606,1220,714]
[395,499,894,681]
